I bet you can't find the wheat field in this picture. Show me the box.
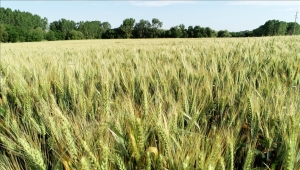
[0,37,300,170]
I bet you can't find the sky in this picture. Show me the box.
[1,1,300,32]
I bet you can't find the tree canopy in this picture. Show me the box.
[120,18,135,38]
[0,7,48,42]
[1,7,299,43]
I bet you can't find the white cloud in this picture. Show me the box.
[130,1,197,7]
[228,1,300,7]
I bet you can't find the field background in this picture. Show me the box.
[1,37,300,169]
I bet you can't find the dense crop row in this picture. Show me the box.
[0,37,300,169]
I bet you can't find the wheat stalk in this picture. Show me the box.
[18,138,46,170]
[243,148,253,170]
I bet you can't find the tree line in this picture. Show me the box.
[0,7,299,43]
[0,8,48,42]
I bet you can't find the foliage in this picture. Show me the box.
[233,20,300,37]
[26,27,44,42]
[1,6,300,43]
[45,30,56,41]
[133,19,151,38]
[120,18,136,38]
[7,29,19,43]
[49,18,76,40]
[66,30,84,40]
[102,29,119,39]
[77,21,104,39]
[0,24,9,42]
[217,30,232,37]
[151,18,163,38]
[168,26,183,38]
[0,7,47,42]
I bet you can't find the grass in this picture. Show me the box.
[0,37,300,169]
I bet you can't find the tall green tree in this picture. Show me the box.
[101,22,111,32]
[193,26,203,38]
[0,7,48,42]
[120,18,135,38]
[0,24,9,42]
[200,27,207,37]
[133,19,151,38]
[8,30,19,43]
[41,17,48,30]
[286,22,300,35]
[263,20,275,36]
[179,24,188,38]
[187,26,194,38]
[217,30,231,37]
[205,27,217,37]
[49,19,76,40]
[103,28,119,39]
[169,26,183,38]
[252,25,264,36]
[77,21,103,39]
[151,18,163,38]
[275,21,287,35]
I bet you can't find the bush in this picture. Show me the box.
[46,30,56,41]
[217,30,232,37]
[8,30,19,43]
[66,30,84,40]
[26,27,44,42]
